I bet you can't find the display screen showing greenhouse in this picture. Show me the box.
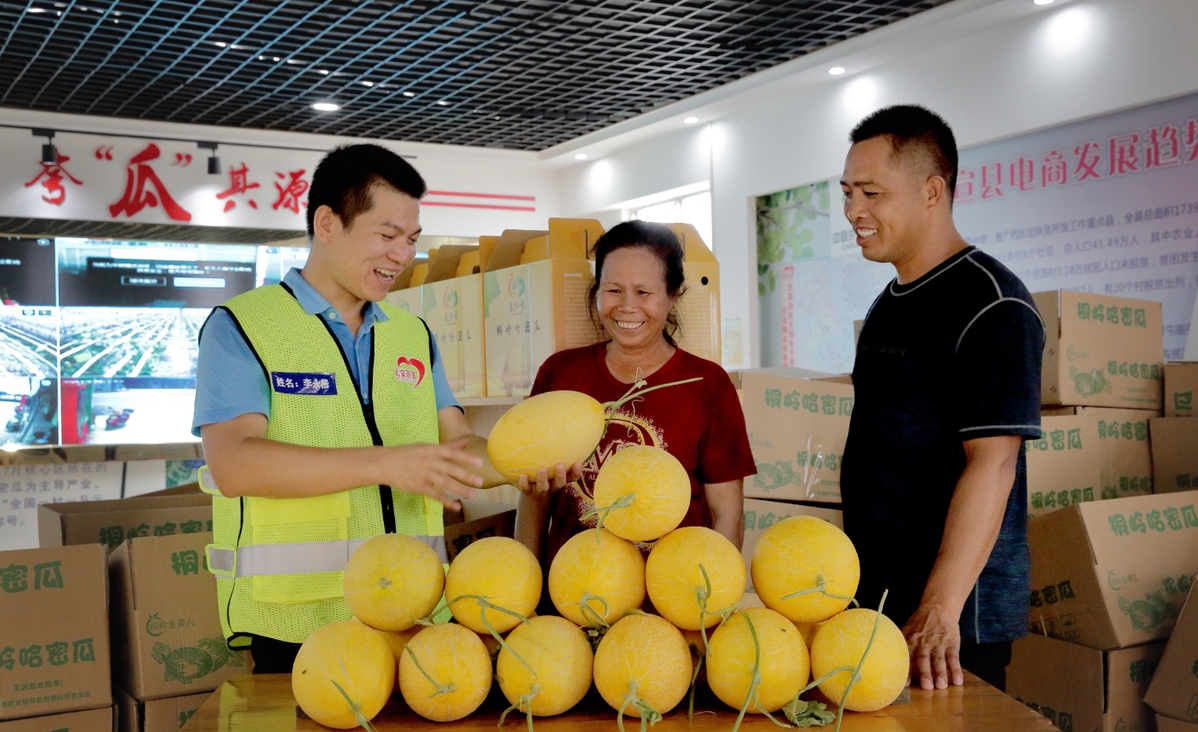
[0,236,308,447]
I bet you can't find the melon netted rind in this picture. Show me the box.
[810,608,909,712]
[593,613,693,719]
[292,620,395,729]
[487,391,606,482]
[706,607,810,714]
[446,536,542,635]
[549,528,646,627]
[592,445,691,543]
[751,516,860,624]
[343,533,444,632]
[398,623,493,722]
[645,526,746,631]
[498,616,594,717]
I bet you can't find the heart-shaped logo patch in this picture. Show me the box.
[395,356,426,388]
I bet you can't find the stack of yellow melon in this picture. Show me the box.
[289,389,908,730]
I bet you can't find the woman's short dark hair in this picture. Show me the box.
[306,143,427,238]
[587,220,687,346]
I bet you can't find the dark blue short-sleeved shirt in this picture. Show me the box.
[841,246,1045,645]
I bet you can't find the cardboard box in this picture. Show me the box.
[741,498,842,593]
[1028,490,1198,650]
[665,223,722,365]
[739,372,854,503]
[1160,717,1198,731]
[114,688,207,732]
[1027,411,1154,519]
[482,220,603,397]
[0,544,111,720]
[1145,583,1198,724]
[423,246,486,399]
[1165,362,1198,417]
[38,494,212,550]
[443,499,517,562]
[0,707,113,732]
[1151,418,1198,495]
[1008,632,1163,732]
[109,533,247,701]
[1034,290,1164,409]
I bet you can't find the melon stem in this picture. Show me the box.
[829,589,888,732]
[595,377,705,458]
[450,594,537,678]
[497,682,540,732]
[616,680,662,732]
[687,652,703,722]
[780,574,860,607]
[576,591,612,630]
[329,680,380,732]
[580,493,636,537]
[695,564,741,662]
[402,646,458,700]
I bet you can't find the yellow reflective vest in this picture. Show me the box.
[200,283,443,648]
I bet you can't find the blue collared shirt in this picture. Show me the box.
[192,268,458,437]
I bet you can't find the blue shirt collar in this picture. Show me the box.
[282,268,389,324]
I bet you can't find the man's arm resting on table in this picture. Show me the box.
[903,434,1022,690]
[705,479,745,550]
[201,411,483,508]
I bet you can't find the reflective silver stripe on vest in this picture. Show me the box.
[208,535,447,578]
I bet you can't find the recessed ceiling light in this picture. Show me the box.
[574,153,588,160]
[312,102,340,112]
[437,100,449,106]
[361,81,373,87]
[318,69,328,75]
[273,57,280,62]
[214,42,226,47]
[1034,0,1054,4]
[829,66,846,75]
[683,116,699,124]
[258,55,266,61]
[403,92,415,97]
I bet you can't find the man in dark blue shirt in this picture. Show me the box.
[839,106,1044,693]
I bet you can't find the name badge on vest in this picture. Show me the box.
[271,372,338,395]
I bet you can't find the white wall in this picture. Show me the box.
[557,0,1198,368]
[0,107,561,238]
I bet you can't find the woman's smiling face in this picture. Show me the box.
[596,246,675,351]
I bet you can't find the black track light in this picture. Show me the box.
[33,128,56,164]
[198,141,220,175]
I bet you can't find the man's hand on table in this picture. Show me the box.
[902,602,965,690]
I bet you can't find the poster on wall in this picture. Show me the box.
[759,92,1198,372]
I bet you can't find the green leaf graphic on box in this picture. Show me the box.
[151,635,241,683]
[1070,367,1113,397]
[752,460,794,491]
[1191,659,1198,680]
[1116,592,1167,632]
[483,272,500,318]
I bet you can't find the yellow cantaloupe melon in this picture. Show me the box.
[593,614,692,722]
[487,391,606,482]
[549,528,645,627]
[497,616,594,717]
[810,608,909,712]
[645,526,745,631]
[591,445,690,543]
[706,607,810,715]
[752,516,860,624]
[398,623,493,721]
[446,536,541,635]
[292,620,394,729]
[343,533,444,632]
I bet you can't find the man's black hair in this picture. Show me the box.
[306,143,427,238]
[850,105,958,202]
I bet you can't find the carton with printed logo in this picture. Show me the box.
[109,532,248,701]
[0,544,111,721]
[739,372,854,504]
[1033,290,1163,410]
[0,706,113,732]
[1027,411,1154,519]
[1152,417,1198,495]
[740,498,842,594]
[1145,583,1198,725]
[1008,632,1163,732]
[1028,490,1198,651]
[1165,362,1198,418]
[37,494,212,550]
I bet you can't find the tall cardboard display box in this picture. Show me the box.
[1027,490,1198,650]
[109,532,248,701]
[1033,290,1163,409]
[482,220,603,397]
[0,707,113,732]
[1151,418,1198,494]
[665,223,722,365]
[0,544,111,721]
[1008,632,1163,732]
[739,372,854,503]
[419,245,486,399]
[1165,362,1198,417]
[1145,584,1198,724]
[741,498,842,594]
[37,494,212,550]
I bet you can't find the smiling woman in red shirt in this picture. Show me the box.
[514,221,755,571]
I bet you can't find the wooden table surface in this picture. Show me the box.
[183,672,1055,732]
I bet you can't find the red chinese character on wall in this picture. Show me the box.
[1108,133,1140,176]
[1010,156,1036,192]
[215,164,260,212]
[1073,141,1103,182]
[1042,149,1067,187]
[980,162,1003,199]
[954,167,975,203]
[24,149,82,206]
[1144,125,1180,169]
[272,169,309,214]
[108,143,192,222]
[1183,119,1198,165]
